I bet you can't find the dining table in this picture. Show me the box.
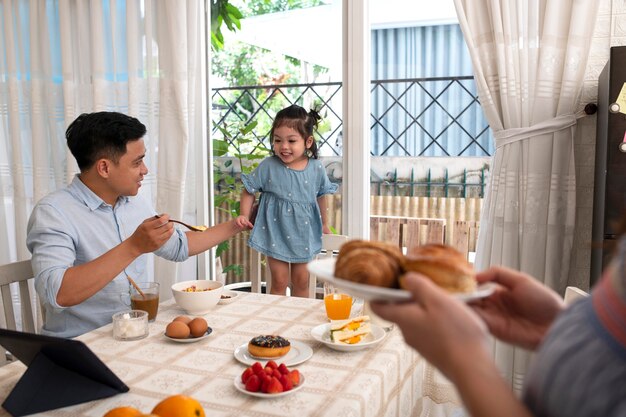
[0,291,463,417]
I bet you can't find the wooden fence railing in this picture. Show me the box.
[217,195,482,285]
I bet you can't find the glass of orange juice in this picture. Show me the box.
[323,283,352,320]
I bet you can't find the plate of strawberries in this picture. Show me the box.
[234,360,304,398]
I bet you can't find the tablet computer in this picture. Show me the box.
[0,328,129,416]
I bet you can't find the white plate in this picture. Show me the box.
[233,374,305,398]
[163,327,213,343]
[310,323,386,351]
[307,258,497,302]
[218,290,241,305]
[234,340,313,366]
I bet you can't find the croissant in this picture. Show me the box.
[334,240,476,293]
[403,244,476,293]
[334,240,404,288]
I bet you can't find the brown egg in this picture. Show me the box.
[188,317,208,338]
[173,315,192,324]
[165,321,190,339]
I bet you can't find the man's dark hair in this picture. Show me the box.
[66,112,147,170]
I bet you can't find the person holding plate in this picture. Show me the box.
[371,228,626,417]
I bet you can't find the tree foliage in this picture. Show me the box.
[210,0,243,51]
[211,0,331,276]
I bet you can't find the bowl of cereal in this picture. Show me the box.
[171,280,224,315]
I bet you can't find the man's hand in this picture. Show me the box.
[127,214,175,255]
[470,266,565,350]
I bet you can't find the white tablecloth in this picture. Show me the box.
[0,292,462,416]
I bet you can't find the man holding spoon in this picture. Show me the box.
[27,112,248,338]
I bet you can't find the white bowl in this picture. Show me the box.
[171,280,224,315]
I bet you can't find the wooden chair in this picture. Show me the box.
[245,234,349,298]
[308,234,349,299]
[221,247,266,294]
[564,286,588,306]
[446,220,479,262]
[0,260,37,366]
[370,215,446,253]
[0,260,36,333]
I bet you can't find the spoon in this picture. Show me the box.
[127,275,146,298]
[155,214,207,232]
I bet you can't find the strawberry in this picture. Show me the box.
[288,369,300,386]
[266,360,278,369]
[245,374,261,392]
[266,377,284,394]
[264,366,274,375]
[272,369,282,379]
[279,374,293,391]
[261,374,272,386]
[278,363,290,375]
[260,374,272,393]
[241,367,254,383]
[251,362,264,375]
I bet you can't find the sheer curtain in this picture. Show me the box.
[453,0,600,392]
[0,0,207,327]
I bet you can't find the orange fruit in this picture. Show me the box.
[151,395,205,417]
[103,407,143,417]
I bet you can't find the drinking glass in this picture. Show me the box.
[124,282,160,322]
[323,282,352,321]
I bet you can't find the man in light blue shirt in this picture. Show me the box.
[26,112,246,338]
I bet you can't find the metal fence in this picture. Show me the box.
[216,161,489,199]
[217,194,484,285]
[211,76,491,284]
[211,76,493,158]
[371,166,488,198]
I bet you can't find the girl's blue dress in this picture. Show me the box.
[242,156,338,263]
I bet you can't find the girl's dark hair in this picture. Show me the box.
[269,104,321,159]
[66,112,147,170]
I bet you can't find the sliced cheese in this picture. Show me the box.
[330,315,370,331]
[330,316,372,344]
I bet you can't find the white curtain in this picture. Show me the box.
[0,0,207,327]
[453,0,600,392]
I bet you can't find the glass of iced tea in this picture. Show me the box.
[323,282,352,321]
[129,282,160,322]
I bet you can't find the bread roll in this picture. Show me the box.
[403,244,476,293]
[334,240,404,288]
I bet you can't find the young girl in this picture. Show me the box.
[235,105,338,297]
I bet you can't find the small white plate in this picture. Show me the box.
[234,340,313,366]
[163,327,213,343]
[218,290,241,305]
[310,323,386,351]
[233,374,305,398]
[307,258,496,302]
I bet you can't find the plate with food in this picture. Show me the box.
[234,367,304,398]
[163,316,213,343]
[234,336,313,366]
[218,290,241,305]
[310,316,386,352]
[163,328,212,343]
[307,241,496,302]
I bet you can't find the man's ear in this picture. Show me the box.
[95,159,111,178]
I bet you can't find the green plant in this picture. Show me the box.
[213,120,270,275]
[210,0,243,51]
